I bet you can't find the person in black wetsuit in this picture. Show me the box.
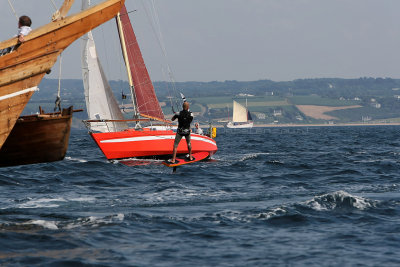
[170,102,193,163]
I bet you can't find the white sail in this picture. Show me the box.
[232,100,248,123]
[81,0,127,132]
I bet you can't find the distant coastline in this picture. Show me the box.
[211,122,400,128]
[31,78,400,126]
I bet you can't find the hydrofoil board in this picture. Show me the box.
[163,151,210,167]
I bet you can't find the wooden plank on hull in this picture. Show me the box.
[0,73,44,149]
[0,53,59,87]
[0,91,34,149]
[0,74,44,98]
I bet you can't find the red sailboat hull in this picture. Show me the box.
[83,4,218,161]
[90,129,217,160]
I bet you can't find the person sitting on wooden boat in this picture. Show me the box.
[0,15,32,56]
[170,102,193,163]
[194,122,203,135]
[17,15,32,43]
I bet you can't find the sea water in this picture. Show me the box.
[0,126,399,266]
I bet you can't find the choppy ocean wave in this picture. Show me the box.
[303,190,378,211]
[0,127,400,266]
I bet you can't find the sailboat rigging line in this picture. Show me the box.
[7,0,18,21]
[114,23,126,101]
[149,0,179,88]
[100,21,112,82]
[57,54,62,98]
[140,0,181,111]
[109,15,127,104]
[49,0,58,11]
[161,68,176,113]
[161,66,179,113]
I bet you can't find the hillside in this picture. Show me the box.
[24,77,400,126]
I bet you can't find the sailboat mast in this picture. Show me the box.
[52,0,75,21]
[246,98,249,121]
[116,12,138,118]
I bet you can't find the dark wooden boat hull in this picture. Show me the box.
[0,107,73,167]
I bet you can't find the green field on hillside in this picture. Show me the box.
[193,96,289,109]
[288,96,360,106]
[188,95,366,123]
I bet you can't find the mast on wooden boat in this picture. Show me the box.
[52,0,75,21]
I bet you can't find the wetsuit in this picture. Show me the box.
[172,110,193,148]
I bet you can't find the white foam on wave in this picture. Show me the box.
[14,213,124,231]
[353,159,381,163]
[190,206,289,224]
[354,158,397,164]
[17,197,66,209]
[219,207,289,223]
[171,191,379,224]
[267,160,284,164]
[255,207,288,220]
[142,187,231,203]
[200,191,378,224]
[304,190,378,211]
[22,220,58,230]
[69,197,96,202]
[16,196,96,209]
[64,213,124,229]
[65,156,88,163]
[116,158,162,163]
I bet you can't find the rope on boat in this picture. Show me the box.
[54,53,63,112]
[49,0,58,11]
[7,0,18,21]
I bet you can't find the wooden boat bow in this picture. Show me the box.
[0,0,126,150]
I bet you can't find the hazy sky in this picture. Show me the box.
[1,0,400,82]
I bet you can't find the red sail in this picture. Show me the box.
[118,5,164,120]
